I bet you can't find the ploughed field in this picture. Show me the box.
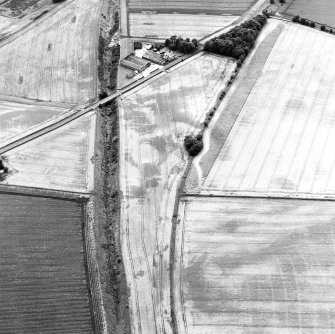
[285,0,335,27]
[128,13,237,40]
[175,196,335,334]
[0,0,101,104]
[0,194,93,333]
[119,53,236,334]
[128,0,255,15]
[2,111,96,193]
[195,22,335,196]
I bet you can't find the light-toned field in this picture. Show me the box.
[0,0,101,104]
[0,194,93,333]
[129,13,237,40]
[2,111,96,192]
[119,53,235,334]
[0,99,69,147]
[128,0,255,15]
[175,196,335,334]
[197,23,335,196]
[285,0,335,27]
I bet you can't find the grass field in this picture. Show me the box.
[196,22,335,196]
[128,0,255,15]
[2,111,96,192]
[175,196,335,334]
[0,99,69,147]
[129,13,237,40]
[119,53,235,334]
[285,0,335,27]
[0,194,93,333]
[0,0,101,104]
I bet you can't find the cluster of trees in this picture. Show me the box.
[203,15,268,65]
[165,36,198,54]
[292,15,335,34]
[184,134,203,156]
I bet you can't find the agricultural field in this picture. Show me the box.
[128,0,256,15]
[128,13,237,40]
[2,111,96,193]
[0,0,101,104]
[175,196,335,333]
[285,0,335,27]
[0,0,54,17]
[192,22,335,196]
[0,99,70,148]
[119,53,236,334]
[0,193,93,333]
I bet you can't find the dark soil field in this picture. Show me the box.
[0,0,52,17]
[0,194,94,333]
[285,0,335,27]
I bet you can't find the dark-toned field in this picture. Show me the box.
[0,0,51,17]
[128,0,255,15]
[0,194,93,333]
[285,0,335,27]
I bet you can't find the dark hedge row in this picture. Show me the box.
[292,15,335,34]
[165,36,198,53]
[204,15,268,65]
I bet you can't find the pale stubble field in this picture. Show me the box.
[175,196,335,334]
[191,22,335,197]
[0,0,102,104]
[119,53,236,334]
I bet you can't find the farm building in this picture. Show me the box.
[143,50,166,65]
[120,54,151,71]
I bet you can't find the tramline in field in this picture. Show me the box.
[0,0,101,104]
[193,21,335,196]
[175,196,335,334]
[0,194,94,333]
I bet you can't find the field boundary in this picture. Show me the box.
[0,184,90,200]
[183,191,335,202]
[84,200,109,334]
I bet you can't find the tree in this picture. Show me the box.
[321,25,326,31]
[232,46,245,59]
[191,38,198,48]
[292,15,300,23]
[184,135,203,156]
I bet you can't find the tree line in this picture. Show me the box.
[164,36,198,53]
[203,15,268,67]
